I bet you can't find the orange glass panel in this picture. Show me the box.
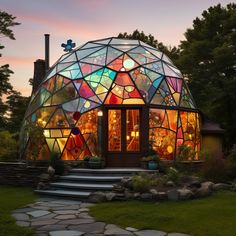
[126,110,140,151]
[108,110,121,151]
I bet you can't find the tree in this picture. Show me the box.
[5,91,30,132]
[118,29,179,61]
[176,3,236,147]
[0,11,20,129]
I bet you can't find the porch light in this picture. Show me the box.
[98,110,103,117]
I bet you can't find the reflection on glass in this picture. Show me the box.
[126,110,140,151]
[108,110,121,151]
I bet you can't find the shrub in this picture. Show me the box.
[49,152,65,175]
[0,130,18,160]
[201,155,229,183]
[227,146,236,180]
[131,173,158,193]
[89,156,102,162]
[177,144,195,161]
[166,167,181,184]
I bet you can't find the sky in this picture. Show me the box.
[1,0,233,97]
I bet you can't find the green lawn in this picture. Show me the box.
[0,186,37,236]
[90,191,236,236]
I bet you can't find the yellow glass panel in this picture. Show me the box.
[123,99,144,104]
[126,110,140,151]
[108,110,121,151]
[50,129,62,137]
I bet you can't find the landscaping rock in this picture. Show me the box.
[125,190,134,199]
[39,173,51,182]
[166,181,175,187]
[141,193,152,201]
[27,210,51,218]
[12,213,29,221]
[113,184,125,193]
[69,222,105,233]
[187,180,201,188]
[48,166,55,176]
[134,192,141,199]
[104,224,133,235]
[213,183,232,191]
[49,230,84,236]
[58,218,94,225]
[105,192,116,201]
[167,189,179,201]
[135,229,167,236]
[157,192,167,201]
[126,227,139,232]
[16,221,30,227]
[195,181,214,198]
[89,192,106,203]
[121,177,132,188]
[178,189,193,200]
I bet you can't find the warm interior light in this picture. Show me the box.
[43,130,50,137]
[98,110,103,117]
[84,101,91,108]
[167,145,173,153]
[126,135,130,140]
[123,58,135,69]
[131,131,135,137]
[136,131,139,137]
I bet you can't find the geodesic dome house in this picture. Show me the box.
[21,37,200,167]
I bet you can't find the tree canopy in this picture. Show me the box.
[176,3,236,147]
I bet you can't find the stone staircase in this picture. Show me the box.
[35,168,147,199]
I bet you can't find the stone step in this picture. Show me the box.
[50,182,114,191]
[60,175,123,183]
[35,189,91,198]
[70,168,148,176]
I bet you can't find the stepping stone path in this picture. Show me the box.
[12,198,192,236]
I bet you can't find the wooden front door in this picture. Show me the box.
[105,108,142,167]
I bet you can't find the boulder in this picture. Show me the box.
[178,188,193,200]
[167,189,179,201]
[113,184,125,193]
[124,190,134,199]
[134,192,141,199]
[121,177,132,188]
[213,183,232,191]
[47,166,55,176]
[187,180,201,188]
[89,192,106,203]
[105,192,116,201]
[39,173,51,182]
[157,192,167,201]
[166,181,175,187]
[141,193,152,201]
[195,181,214,198]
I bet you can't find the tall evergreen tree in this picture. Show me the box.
[176,3,236,147]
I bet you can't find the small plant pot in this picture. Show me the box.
[148,161,158,170]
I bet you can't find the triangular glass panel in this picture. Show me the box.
[51,82,77,105]
[80,47,107,66]
[144,61,164,75]
[80,42,103,50]
[111,45,138,52]
[106,46,124,64]
[110,38,139,45]
[34,106,57,127]
[162,54,174,65]
[180,83,196,108]
[93,38,112,45]
[46,108,70,128]
[57,138,68,153]
[76,46,104,60]
[45,67,57,81]
[128,46,157,65]
[151,80,176,106]
[163,63,181,78]
[104,73,144,104]
[144,47,163,60]
[79,62,103,77]
[60,52,77,64]
[62,98,80,112]
[53,140,61,153]
[46,138,55,152]
[59,63,83,80]
[56,62,74,73]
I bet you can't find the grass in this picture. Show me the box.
[90,191,236,236]
[0,186,37,236]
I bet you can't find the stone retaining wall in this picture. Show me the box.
[0,162,46,187]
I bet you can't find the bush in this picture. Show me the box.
[227,146,236,180]
[0,131,18,160]
[166,167,181,184]
[131,173,158,193]
[49,152,65,175]
[201,155,229,183]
